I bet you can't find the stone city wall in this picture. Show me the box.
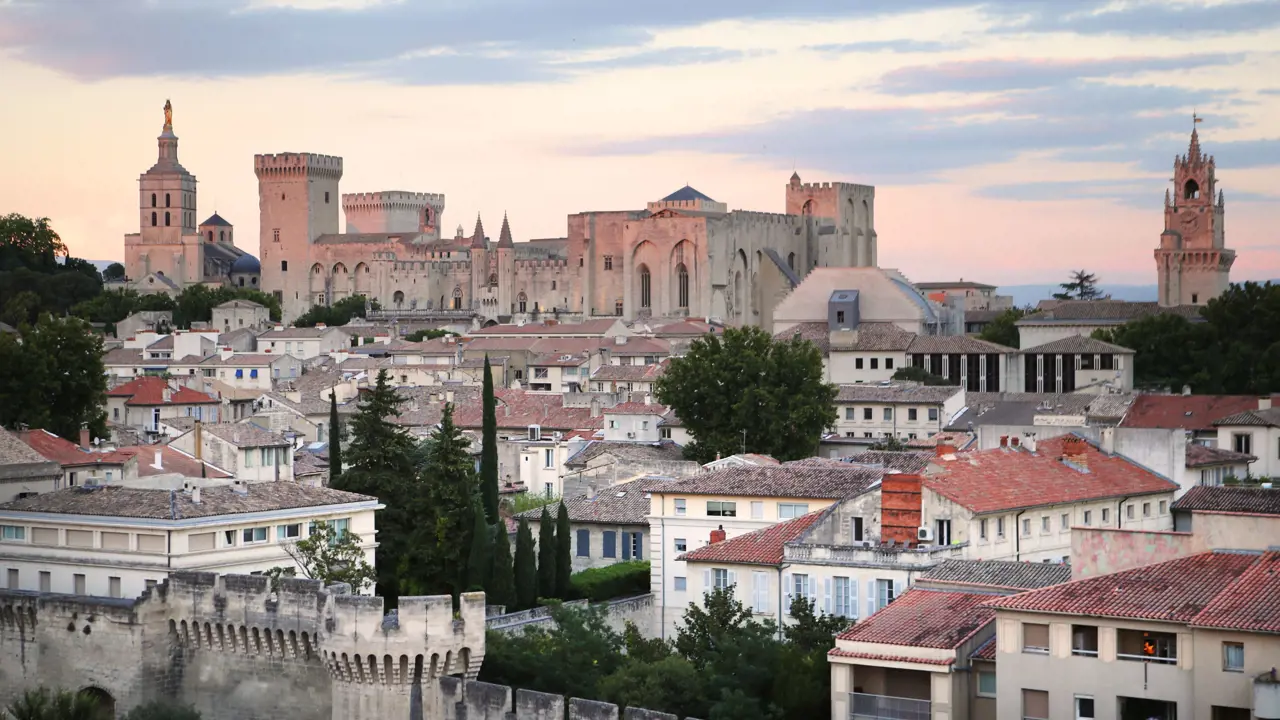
[437,676,703,720]
[485,594,655,637]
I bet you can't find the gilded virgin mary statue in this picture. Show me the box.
[163,99,173,127]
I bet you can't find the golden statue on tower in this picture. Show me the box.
[163,99,173,128]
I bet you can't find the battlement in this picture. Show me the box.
[342,191,445,209]
[793,180,875,193]
[254,152,344,178]
[727,209,802,224]
[514,258,571,269]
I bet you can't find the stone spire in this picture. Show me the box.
[1188,120,1202,163]
[1218,188,1224,206]
[1164,188,1171,208]
[497,213,514,248]
[470,214,486,249]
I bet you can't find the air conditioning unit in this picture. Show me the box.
[858,540,872,548]
[917,527,934,542]
[626,431,636,439]
[527,425,541,441]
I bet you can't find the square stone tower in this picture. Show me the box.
[785,173,877,269]
[1156,121,1234,307]
[255,153,344,322]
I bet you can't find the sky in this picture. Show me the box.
[1,0,1278,286]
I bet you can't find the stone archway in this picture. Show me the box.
[79,686,115,720]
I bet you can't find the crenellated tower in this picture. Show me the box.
[1156,119,1234,307]
[785,173,877,270]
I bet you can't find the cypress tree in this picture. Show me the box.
[554,502,572,599]
[344,368,415,475]
[537,507,556,600]
[465,501,492,593]
[480,355,500,524]
[415,403,479,600]
[327,389,342,485]
[489,521,516,609]
[514,517,537,610]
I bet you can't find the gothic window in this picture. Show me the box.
[1184,179,1200,200]
[151,193,156,208]
[676,263,689,308]
[604,256,613,271]
[787,253,795,271]
[517,292,528,313]
[452,287,463,310]
[273,229,280,243]
[164,212,170,227]
[615,299,623,316]
[488,273,498,286]
[801,200,814,215]
[393,291,405,307]
[165,193,171,208]
[639,265,652,308]
[151,212,157,227]
[207,231,213,242]
[220,230,225,242]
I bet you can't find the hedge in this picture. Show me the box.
[569,561,650,602]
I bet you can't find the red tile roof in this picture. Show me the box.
[1172,486,1280,516]
[108,377,219,406]
[1119,394,1278,431]
[985,551,1262,624]
[1189,552,1280,633]
[826,649,956,666]
[923,435,1177,514]
[970,636,997,660]
[19,430,132,467]
[678,510,826,566]
[1184,443,1256,468]
[113,445,233,479]
[604,402,669,416]
[835,589,995,650]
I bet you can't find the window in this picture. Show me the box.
[1040,516,1049,533]
[1126,504,1135,520]
[875,578,895,609]
[908,408,918,421]
[674,499,686,516]
[1117,629,1177,663]
[277,523,301,540]
[324,191,330,203]
[1101,508,1110,524]
[660,427,672,440]
[639,265,651,308]
[977,671,996,697]
[533,367,548,379]
[837,311,846,324]
[1222,642,1244,672]
[845,408,855,420]
[674,538,687,553]
[165,192,171,208]
[996,517,1005,538]
[1083,510,1092,525]
[625,531,643,560]
[151,193,156,207]
[862,408,872,420]
[674,576,687,592]
[1074,696,1095,720]
[74,574,86,595]
[882,408,892,421]
[244,449,254,468]
[242,527,268,544]
[1142,502,1151,517]
[602,531,616,558]
[885,358,894,369]
[778,503,809,519]
[855,357,863,369]
[1159,500,1167,514]
[164,211,170,226]
[752,571,770,613]
[833,576,853,617]
[1233,433,1252,455]
[5,569,16,589]
[1022,690,1049,720]
[851,516,864,541]
[928,408,939,422]
[576,529,590,557]
[979,518,988,540]
[223,529,236,546]
[109,576,122,598]
[713,568,729,590]
[603,255,613,271]
[0,525,25,542]
[1023,623,1050,654]
[751,501,763,519]
[151,211,157,226]
[791,574,809,613]
[39,571,50,592]
[543,449,554,469]
[707,501,737,517]
[870,358,879,370]
[1072,625,1098,656]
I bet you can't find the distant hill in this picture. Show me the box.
[1002,284,1158,308]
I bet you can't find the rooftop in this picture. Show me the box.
[924,434,1177,514]
[1020,335,1134,355]
[678,510,827,566]
[467,319,621,337]
[18,429,133,468]
[835,383,962,404]
[194,423,290,448]
[653,464,883,500]
[200,212,232,227]
[259,326,346,340]
[1214,407,1280,427]
[918,559,1072,591]
[564,441,687,468]
[915,281,997,291]
[906,335,1014,354]
[1020,300,1203,324]
[661,185,715,203]
[1119,393,1278,431]
[0,482,375,521]
[0,428,60,467]
[986,550,1277,632]
[514,476,671,526]
[107,376,220,406]
[842,450,934,475]
[591,362,667,383]
[834,588,995,650]
[1184,443,1256,468]
[1171,486,1280,516]
[604,401,669,416]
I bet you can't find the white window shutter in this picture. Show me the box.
[893,578,904,603]
[783,572,793,612]
[823,577,832,614]
[851,579,859,619]
[703,569,711,592]
[728,570,737,595]
[808,576,817,603]
[866,580,876,617]
[761,574,770,613]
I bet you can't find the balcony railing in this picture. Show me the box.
[1117,652,1177,664]
[850,692,931,720]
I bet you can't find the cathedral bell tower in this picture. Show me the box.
[1155,117,1234,307]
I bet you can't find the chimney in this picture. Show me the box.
[935,443,957,458]
[191,486,201,504]
[643,394,651,406]
[446,390,454,404]
[879,471,924,547]
[233,479,248,495]
[1261,396,1273,411]
[1182,385,1192,396]
[79,427,91,450]
[152,450,163,470]
[1099,427,1116,455]
[219,346,233,360]
[1010,436,1020,448]
[162,387,173,403]
[503,404,510,418]
[999,435,1008,448]
[589,397,601,418]
[1022,434,1037,453]
[1061,436,1088,470]
[709,525,726,544]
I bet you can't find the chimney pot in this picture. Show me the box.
[153,450,163,469]
[1182,385,1192,396]
[709,525,726,544]
[79,427,91,450]
[999,435,1008,448]
[935,443,957,458]
[1010,436,1020,448]
[1260,396,1272,411]
[191,486,201,504]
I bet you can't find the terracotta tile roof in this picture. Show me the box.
[835,588,995,649]
[515,476,672,525]
[906,335,1014,354]
[591,363,666,383]
[648,319,719,337]
[384,337,460,356]
[986,551,1264,625]
[449,389,603,432]
[924,434,1177,514]
[775,322,832,353]
[919,560,1072,591]
[564,441,687,468]
[905,431,974,450]
[836,383,962,404]
[258,327,346,340]
[827,648,956,665]
[777,322,919,354]
[1184,443,1256,468]
[197,423,290,448]
[604,402,669,416]
[1188,552,1280,633]
[146,335,174,350]
[461,337,541,352]
[18,430,132,468]
[0,428,60,467]
[108,377,219,406]
[1119,394,1278,431]
[654,464,883,500]
[1020,335,1134,355]
[1021,300,1202,323]
[678,510,826,566]
[0,482,375,520]
[970,636,997,661]
[843,450,934,474]
[113,445,233,479]
[1171,486,1280,516]
[1214,407,1280,427]
[610,338,671,356]
[529,352,591,367]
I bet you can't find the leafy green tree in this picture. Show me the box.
[554,502,572,599]
[514,517,538,610]
[783,595,848,654]
[621,620,673,663]
[3,687,106,720]
[1094,313,1209,391]
[171,285,280,328]
[480,356,500,523]
[465,501,492,592]
[674,584,757,666]
[102,263,126,281]
[870,436,907,451]
[0,214,66,272]
[0,314,107,440]
[977,306,1025,349]
[1,290,41,327]
[655,325,836,462]
[890,365,950,385]
[327,390,342,484]
[120,700,202,720]
[477,604,625,700]
[343,369,416,475]
[1055,269,1101,300]
[410,403,478,601]
[404,328,454,342]
[597,656,707,720]
[537,507,556,599]
[267,521,377,593]
[293,294,379,328]
[488,521,516,609]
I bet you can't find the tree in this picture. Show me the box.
[655,326,837,463]
[597,656,708,720]
[327,389,342,485]
[267,521,376,593]
[537,507,556,600]
[0,214,67,272]
[554,502,572,599]
[1,290,42,327]
[889,366,950,385]
[3,688,106,720]
[488,521,516,609]
[1093,313,1208,391]
[480,355,500,524]
[102,263,126,282]
[1055,270,1101,301]
[120,701,202,720]
[674,585,757,666]
[465,501,492,592]
[513,517,538,610]
[404,328,454,342]
[293,294,379,328]
[410,403,478,601]
[342,369,416,475]
[171,285,280,328]
[977,306,1026,349]
[869,436,907,451]
[0,314,107,440]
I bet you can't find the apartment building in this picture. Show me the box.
[515,476,671,571]
[18,429,232,490]
[256,325,350,360]
[174,352,303,389]
[1214,401,1280,477]
[0,428,63,503]
[0,482,380,599]
[106,376,221,435]
[170,423,293,483]
[832,384,966,442]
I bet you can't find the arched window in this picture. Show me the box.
[207,231,213,242]
[488,273,498,286]
[676,263,689,308]
[165,193,171,208]
[164,212,170,227]
[1184,179,1200,200]
[393,291,405,307]
[151,193,156,208]
[151,212,157,227]
[801,199,815,215]
[639,264,651,309]
[220,230,225,242]
[452,287,463,310]
[517,292,528,313]
[787,252,795,270]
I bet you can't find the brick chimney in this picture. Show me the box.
[1061,436,1089,470]
[880,471,923,547]
[999,435,1008,448]
[709,525,726,544]
[935,443,957,457]
[79,427,91,450]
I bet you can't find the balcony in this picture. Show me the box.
[850,692,931,720]
[786,541,968,566]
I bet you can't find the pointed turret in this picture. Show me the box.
[1188,126,1202,163]
[1218,188,1224,207]
[497,213,514,248]
[1164,188,1171,208]
[789,171,802,187]
[470,214,486,249]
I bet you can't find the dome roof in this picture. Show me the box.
[230,253,260,274]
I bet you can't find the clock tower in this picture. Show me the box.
[1155,119,1234,307]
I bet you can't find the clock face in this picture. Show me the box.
[1180,210,1200,234]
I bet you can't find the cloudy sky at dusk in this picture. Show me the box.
[2,0,1278,286]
